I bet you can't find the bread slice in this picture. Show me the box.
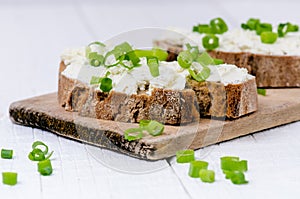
[154,37,300,88]
[58,60,258,124]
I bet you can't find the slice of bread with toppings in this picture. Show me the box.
[58,42,258,125]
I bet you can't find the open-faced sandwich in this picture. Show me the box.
[58,41,258,126]
[155,18,300,87]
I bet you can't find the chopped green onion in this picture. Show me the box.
[124,128,143,141]
[152,48,168,61]
[147,57,160,77]
[278,23,299,37]
[257,88,266,96]
[196,51,215,67]
[38,159,53,176]
[242,18,260,30]
[145,120,164,136]
[188,66,211,82]
[210,18,228,34]
[256,23,272,35]
[199,169,215,183]
[193,24,212,34]
[100,77,113,92]
[202,34,219,50]
[1,149,13,159]
[88,52,104,67]
[2,172,17,186]
[186,44,200,60]
[113,42,133,60]
[176,149,195,163]
[260,31,278,44]
[188,160,209,178]
[90,76,102,85]
[125,51,141,67]
[229,171,248,185]
[28,148,46,161]
[177,51,193,69]
[221,156,247,172]
[28,141,53,162]
[213,58,224,65]
[139,120,151,128]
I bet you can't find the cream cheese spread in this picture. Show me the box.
[61,45,254,95]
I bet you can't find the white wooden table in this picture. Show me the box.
[1,0,300,198]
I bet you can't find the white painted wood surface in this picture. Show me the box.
[1,0,300,198]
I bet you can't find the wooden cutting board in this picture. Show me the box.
[9,89,300,160]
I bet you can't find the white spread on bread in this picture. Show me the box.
[167,28,300,56]
[61,46,254,95]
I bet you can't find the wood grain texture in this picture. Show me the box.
[9,89,300,160]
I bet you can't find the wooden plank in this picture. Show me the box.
[9,89,300,160]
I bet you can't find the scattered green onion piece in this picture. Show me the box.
[124,51,140,67]
[196,51,215,67]
[257,88,266,96]
[177,51,193,69]
[134,49,154,58]
[202,34,219,50]
[2,172,17,186]
[260,31,278,44]
[124,128,143,141]
[113,42,133,60]
[38,159,53,176]
[256,23,272,35]
[90,76,102,85]
[147,57,160,77]
[28,148,46,161]
[45,151,54,160]
[246,18,260,30]
[152,48,168,61]
[241,23,249,30]
[210,18,228,34]
[278,23,289,37]
[103,50,122,68]
[1,149,13,159]
[221,157,248,172]
[188,160,209,178]
[139,120,151,128]
[199,169,215,183]
[287,23,299,32]
[88,52,104,67]
[193,24,212,34]
[145,120,164,136]
[100,77,113,92]
[188,66,211,82]
[213,58,224,65]
[176,149,195,163]
[229,171,248,185]
[186,44,200,60]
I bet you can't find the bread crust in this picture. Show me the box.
[58,61,258,123]
[154,40,300,87]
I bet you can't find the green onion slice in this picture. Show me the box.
[213,58,224,65]
[38,159,53,176]
[221,156,248,172]
[188,160,209,178]
[256,23,273,35]
[88,52,104,67]
[210,18,228,34]
[186,44,200,60]
[32,141,49,155]
[193,24,212,34]
[90,76,102,85]
[145,120,164,136]
[1,149,13,159]
[2,172,18,186]
[176,149,195,163]
[134,49,168,61]
[199,169,215,183]
[260,31,278,44]
[177,51,193,69]
[188,66,211,82]
[196,51,215,67]
[229,171,248,185]
[124,128,144,141]
[100,77,113,92]
[257,88,266,96]
[278,23,299,37]
[139,120,151,128]
[147,57,160,77]
[242,18,260,30]
[28,148,46,161]
[202,34,219,50]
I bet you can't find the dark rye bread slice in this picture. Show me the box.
[154,40,300,88]
[58,62,258,124]
[58,62,200,125]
